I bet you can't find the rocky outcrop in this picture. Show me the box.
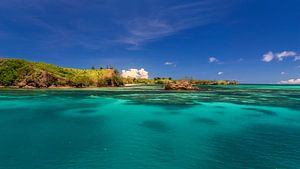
[165,80,199,90]
[16,71,59,88]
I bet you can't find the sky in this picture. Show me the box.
[0,0,300,83]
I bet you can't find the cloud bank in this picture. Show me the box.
[121,68,149,79]
[279,78,300,84]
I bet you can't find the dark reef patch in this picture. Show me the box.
[192,117,218,125]
[168,111,180,115]
[215,111,224,114]
[215,106,225,109]
[246,113,263,118]
[76,109,96,114]
[124,100,197,110]
[243,108,277,116]
[284,118,299,123]
[153,111,181,116]
[140,120,170,132]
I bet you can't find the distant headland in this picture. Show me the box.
[0,58,238,89]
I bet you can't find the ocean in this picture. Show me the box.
[0,85,299,169]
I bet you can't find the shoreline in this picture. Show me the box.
[0,85,122,89]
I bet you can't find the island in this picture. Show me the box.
[0,58,238,89]
[165,80,199,90]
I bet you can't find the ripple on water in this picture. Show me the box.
[208,124,300,169]
[0,114,112,169]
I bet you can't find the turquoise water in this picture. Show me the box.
[0,85,299,169]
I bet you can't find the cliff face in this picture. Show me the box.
[16,71,58,88]
[0,58,123,88]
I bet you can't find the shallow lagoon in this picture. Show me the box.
[0,85,299,169]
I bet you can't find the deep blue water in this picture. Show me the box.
[0,85,299,169]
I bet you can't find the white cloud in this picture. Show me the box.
[164,61,173,65]
[217,71,223,75]
[280,72,286,75]
[262,51,300,62]
[208,57,219,63]
[276,51,297,61]
[0,0,231,50]
[294,56,300,61]
[164,61,177,67]
[262,52,274,62]
[118,0,229,47]
[121,68,149,79]
[279,78,300,84]
[237,58,244,62]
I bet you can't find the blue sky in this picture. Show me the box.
[0,0,300,83]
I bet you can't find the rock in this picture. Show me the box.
[15,71,59,88]
[16,81,27,88]
[165,80,199,90]
[23,85,36,89]
[48,85,73,89]
[9,86,20,88]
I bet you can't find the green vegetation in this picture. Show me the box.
[191,80,238,85]
[122,77,238,85]
[122,77,173,85]
[0,58,123,88]
[0,58,238,88]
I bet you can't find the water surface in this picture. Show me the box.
[0,85,299,169]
